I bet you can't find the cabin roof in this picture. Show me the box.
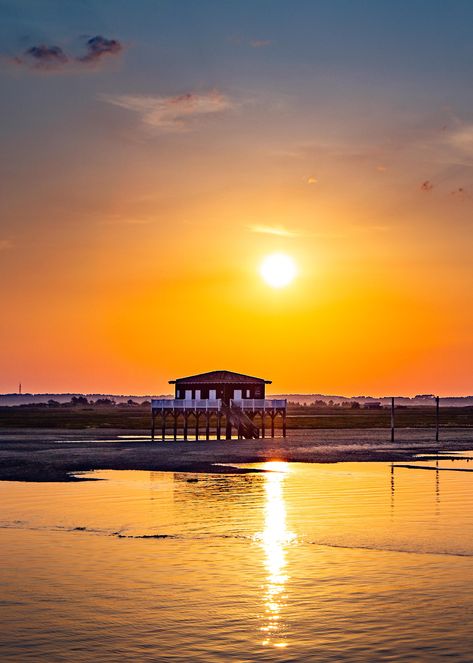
[169,370,271,385]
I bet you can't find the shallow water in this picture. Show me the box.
[1,455,473,661]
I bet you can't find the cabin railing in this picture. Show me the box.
[151,398,222,410]
[151,398,286,411]
[231,399,287,410]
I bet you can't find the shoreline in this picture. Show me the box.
[0,427,472,482]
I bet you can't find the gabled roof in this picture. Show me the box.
[169,370,271,384]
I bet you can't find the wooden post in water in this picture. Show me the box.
[390,397,395,443]
[436,395,440,443]
[162,412,166,441]
[151,410,156,443]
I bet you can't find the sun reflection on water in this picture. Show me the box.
[256,461,295,649]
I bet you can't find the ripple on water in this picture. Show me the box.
[1,458,473,661]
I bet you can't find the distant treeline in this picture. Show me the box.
[1,402,473,430]
[38,396,150,408]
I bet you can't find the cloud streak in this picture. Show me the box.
[102,90,234,131]
[247,224,300,238]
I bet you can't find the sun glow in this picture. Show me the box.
[260,253,297,288]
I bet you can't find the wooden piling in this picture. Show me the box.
[436,395,440,443]
[151,411,156,442]
[390,397,395,443]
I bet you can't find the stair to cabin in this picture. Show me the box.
[225,403,259,439]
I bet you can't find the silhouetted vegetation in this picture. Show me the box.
[0,403,473,429]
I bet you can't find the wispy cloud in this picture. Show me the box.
[12,44,68,71]
[247,224,300,238]
[100,214,153,226]
[446,124,473,156]
[78,35,122,65]
[250,39,271,48]
[101,90,234,132]
[450,187,471,201]
[10,35,124,72]
[0,239,13,251]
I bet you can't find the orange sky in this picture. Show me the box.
[2,1,473,395]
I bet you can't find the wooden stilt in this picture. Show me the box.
[151,410,156,442]
[391,397,395,443]
[195,413,199,441]
[262,411,265,438]
[173,413,177,442]
[283,411,286,438]
[435,395,440,443]
[184,413,188,441]
[162,412,166,441]
[271,412,275,438]
[206,411,210,440]
[217,413,221,440]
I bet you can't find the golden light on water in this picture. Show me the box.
[260,253,297,288]
[257,461,295,648]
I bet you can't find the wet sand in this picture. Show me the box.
[0,427,472,481]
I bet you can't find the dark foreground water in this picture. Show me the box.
[1,454,473,661]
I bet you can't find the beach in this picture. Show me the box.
[1,427,472,482]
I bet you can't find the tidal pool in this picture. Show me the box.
[1,455,473,661]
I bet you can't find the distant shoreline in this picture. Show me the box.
[0,428,472,483]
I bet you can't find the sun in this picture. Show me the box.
[260,253,297,288]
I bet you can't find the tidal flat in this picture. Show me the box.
[1,428,473,482]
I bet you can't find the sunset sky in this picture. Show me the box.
[2,0,473,395]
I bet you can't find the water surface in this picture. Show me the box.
[1,455,473,661]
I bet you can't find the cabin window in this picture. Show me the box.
[209,389,216,399]
[185,389,192,400]
[246,389,251,398]
[233,389,242,400]
[195,389,201,400]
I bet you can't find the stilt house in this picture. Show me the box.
[151,370,286,441]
